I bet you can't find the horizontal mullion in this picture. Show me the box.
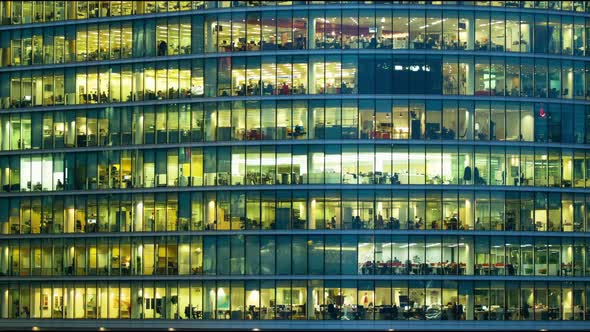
[0,184,589,198]
[2,274,588,282]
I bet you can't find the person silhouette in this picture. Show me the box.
[158,40,168,56]
[463,166,472,183]
[474,167,481,184]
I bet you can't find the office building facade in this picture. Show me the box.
[1,1,590,330]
